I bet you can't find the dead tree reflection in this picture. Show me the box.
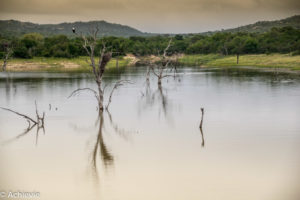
[91,110,114,179]
[90,109,137,181]
[0,102,46,146]
[199,127,205,147]
[106,109,133,141]
[139,82,171,121]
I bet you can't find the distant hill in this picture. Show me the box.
[221,15,300,33]
[0,15,299,37]
[0,20,150,37]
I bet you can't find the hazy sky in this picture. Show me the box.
[0,0,299,33]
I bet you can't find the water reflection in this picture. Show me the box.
[0,106,46,146]
[91,110,114,181]
[106,109,132,141]
[139,81,172,122]
[1,68,300,200]
[199,127,205,147]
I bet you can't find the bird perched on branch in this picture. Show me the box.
[72,27,76,33]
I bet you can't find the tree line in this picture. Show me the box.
[1,26,300,59]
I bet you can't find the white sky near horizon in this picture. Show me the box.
[0,0,299,33]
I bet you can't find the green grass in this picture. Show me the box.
[178,54,222,66]
[178,54,300,71]
[7,56,131,72]
[6,54,300,72]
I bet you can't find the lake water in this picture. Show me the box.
[0,67,300,200]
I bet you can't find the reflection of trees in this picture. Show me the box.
[91,110,114,180]
[106,109,132,141]
[1,73,17,103]
[199,127,205,147]
[138,81,172,121]
[0,103,45,146]
[1,120,45,146]
[90,109,135,182]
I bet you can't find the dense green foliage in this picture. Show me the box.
[1,26,300,59]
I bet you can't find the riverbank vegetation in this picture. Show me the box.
[3,53,300,72]
[1,26,300,58]
[1,26,300,72]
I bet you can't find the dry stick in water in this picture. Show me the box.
[199,108,204,129]
[0,101,46,145]
[0,107,37,124]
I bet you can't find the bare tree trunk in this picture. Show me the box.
[97,81,104,111]
[236,53,239,64]
[158,77,162,85]
[2,59,7,71]
[2,46,13,71]
[151,38,172,86]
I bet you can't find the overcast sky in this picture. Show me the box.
[0,0,299,33]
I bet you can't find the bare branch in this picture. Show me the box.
[151,66,160,78]
[163,38,172,58]
[68,88,99,101]
[0,107,37,124]
[106,80,133,110]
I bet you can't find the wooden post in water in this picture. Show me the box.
[199,108,204,129]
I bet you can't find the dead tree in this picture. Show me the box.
[69,27,111,110]
[69,27,130,110]
[151,39,173,86]
[2,43,13,71]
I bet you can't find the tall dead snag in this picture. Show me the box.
[70,27,130,110]
[70,27,112,110]
[2,43,13,71]
[151,39,173,86]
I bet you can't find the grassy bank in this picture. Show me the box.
[3,53,300,73]
[178,54,300,71]
[6,56,131,72]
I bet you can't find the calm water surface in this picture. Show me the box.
[0,67,300,200]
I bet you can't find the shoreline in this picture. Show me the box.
[2,54,300,74]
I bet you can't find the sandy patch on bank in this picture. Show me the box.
[60,62,80,69]
[124,54,140,65]
[6,63,49,71]
[6,61,81,71]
